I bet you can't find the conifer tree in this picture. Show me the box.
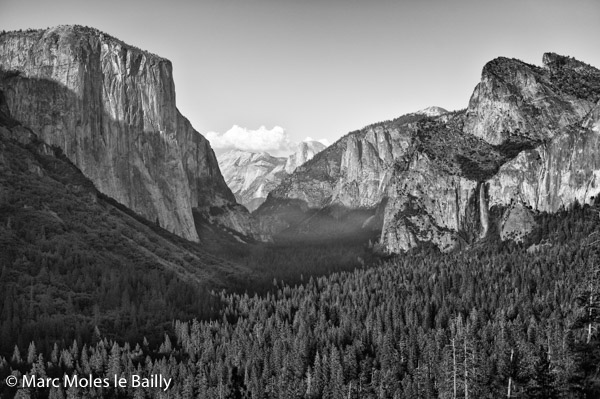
[11,345,22,364]
[26,342,36,365]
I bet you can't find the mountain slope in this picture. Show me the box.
[382,54,600,252]
[0,25,258,242]
[0,99,254,351]
[258,53,600,252]
[254,110,441,238]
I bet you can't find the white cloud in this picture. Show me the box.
[206,125,295,157]
[206,126,331,157]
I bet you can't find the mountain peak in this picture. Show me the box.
[480,56,540,80]
[416,106,448,117]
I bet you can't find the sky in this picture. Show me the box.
[2,0,600,156]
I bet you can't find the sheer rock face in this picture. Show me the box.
[0,26,255,242]
[380,153,478,253]
[267,120,424,211]
[487,100,600,212]
[333,126,412,208]
[463,56,594,145]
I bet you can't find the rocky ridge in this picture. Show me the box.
[259,53,600,252]
[382,54,600,252]
[217,141,326,212]
[0,25,260,242]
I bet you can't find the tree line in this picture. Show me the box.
[2,201,600,398]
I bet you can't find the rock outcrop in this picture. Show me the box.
[463,55,594,145]
[380,152,479,253]
[0,25,258,242]
[499,202,537,242]
[486,101,600,212]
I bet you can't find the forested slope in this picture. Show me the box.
[3,201,600,398]
[0,105,253,355]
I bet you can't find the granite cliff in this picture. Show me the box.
[259,53,600,252]
[0,25,259,242]
[382,54,600,252]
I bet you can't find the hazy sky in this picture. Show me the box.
[2,0,599,155]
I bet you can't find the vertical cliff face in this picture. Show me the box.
[480,54,600,213]
[0,26,244,242]
[333,125,413,208]
[486,100,600,212]
[380,152,478,253]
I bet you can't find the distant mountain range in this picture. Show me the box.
[217,141,326,211]
[2,25,600,256]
